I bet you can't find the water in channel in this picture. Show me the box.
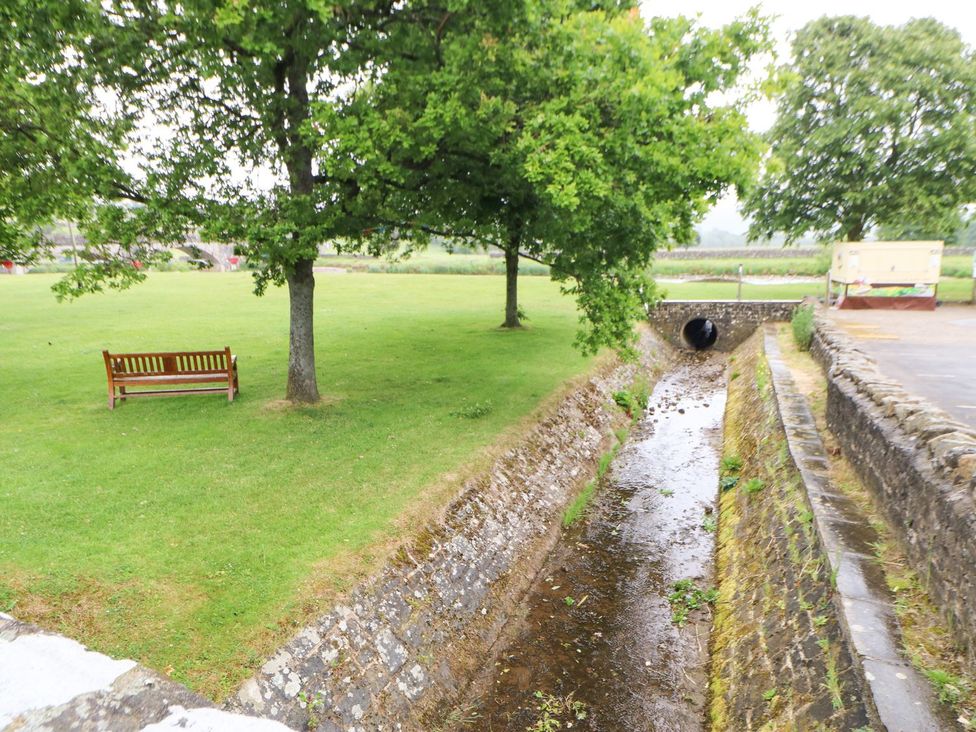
[468,354,728,731]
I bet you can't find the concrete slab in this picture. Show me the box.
[764,331,953,731]
[0,614,296,732]
[825,306,976,427]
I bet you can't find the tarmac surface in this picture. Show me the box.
[825,305,976,428]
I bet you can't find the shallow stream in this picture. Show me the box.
[466,354,728,731]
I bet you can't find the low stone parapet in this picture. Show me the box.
[811,314,976,654]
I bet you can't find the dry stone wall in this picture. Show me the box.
[227,330,669,732]
[811,315,976,655]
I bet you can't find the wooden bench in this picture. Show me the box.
[103,348,239,409]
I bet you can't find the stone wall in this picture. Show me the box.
[227,330,670,732]
[648,300,799,351]
[811,315,976,654]
[711,333,872,730]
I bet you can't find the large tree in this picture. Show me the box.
[5,1,767,397]
[743,16,976,243]
[3,1,516,402]
[329,5,769,348]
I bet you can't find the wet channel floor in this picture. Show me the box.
[467,354,728,731]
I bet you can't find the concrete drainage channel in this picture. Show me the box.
[463,355,728,729]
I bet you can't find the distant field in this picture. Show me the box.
[662,277,973,303]
[0,272,594,699]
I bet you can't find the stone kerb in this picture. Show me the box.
[811,312,976,654]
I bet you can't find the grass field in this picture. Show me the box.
[0,272,595,698]
[659,277,973,302]
[310,243,974,280]
[651,254,974,278]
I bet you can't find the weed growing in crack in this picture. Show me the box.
[527,691,588,732]
[668,579,718,627]
[743,477,765,494]
[612,381,650,419]
[924,668,970,705]
[817,638,844,710]
[298,690,326,731]
[720,455,743,474]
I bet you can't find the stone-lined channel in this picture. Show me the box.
[462,354,728,731]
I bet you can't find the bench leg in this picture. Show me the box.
[108,390,116,410]
[227,383,235,402]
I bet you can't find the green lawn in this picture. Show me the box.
[0,272,594,698]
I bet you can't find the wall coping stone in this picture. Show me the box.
[811,314,976,491]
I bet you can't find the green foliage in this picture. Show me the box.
[743,477,765,494]
[924,668,970,705]
[450,401,494,419]
[791,305,815,352]
[744,16,976,243]
[338,5,771,354]
[0,1,136,267]
[612,382,650,418]
[528,692,588,732]
[720,455,744,474]
[668,579,718,626]
[702,515,717,533]
[563,481,596,527]
[719,475,739,492]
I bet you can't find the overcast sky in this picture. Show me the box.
[639,0,976,233]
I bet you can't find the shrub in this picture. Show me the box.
[792,305,815,351]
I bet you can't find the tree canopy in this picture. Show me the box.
[743,16,976,243]
[0,1,131,273]
[3,0,769,398]
[329,4,768,350]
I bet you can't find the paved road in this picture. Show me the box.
[825,306,976,428]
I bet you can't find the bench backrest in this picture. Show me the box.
[103,348,232,377]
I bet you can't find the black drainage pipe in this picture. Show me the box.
[682,318,718,350]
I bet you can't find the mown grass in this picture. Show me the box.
[0,272,594,699]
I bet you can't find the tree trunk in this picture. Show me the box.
[286,257,320,403]
[846,218,865,242]
[502,246,521,328]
